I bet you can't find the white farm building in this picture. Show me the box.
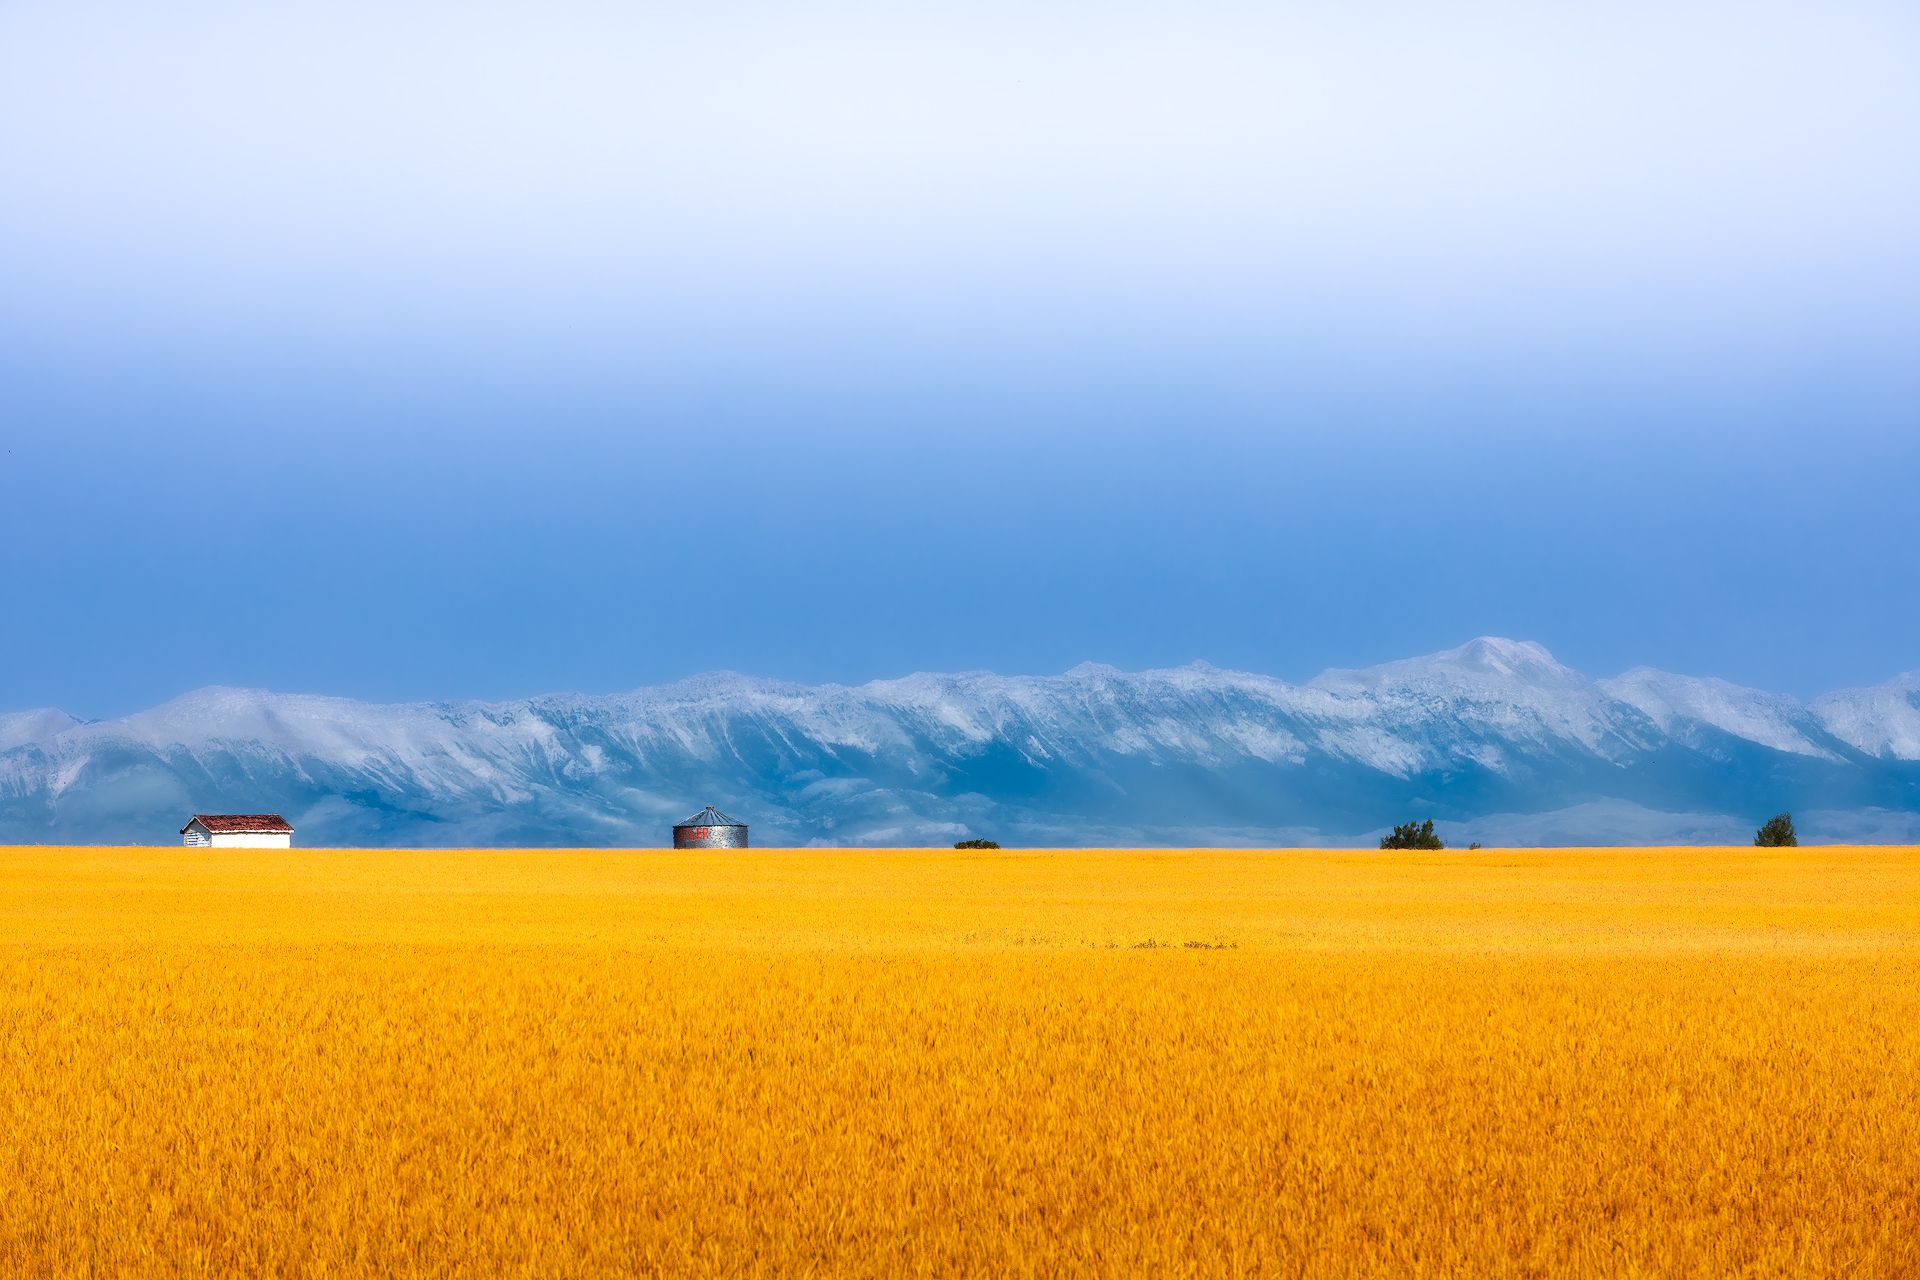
[180,813,294,848]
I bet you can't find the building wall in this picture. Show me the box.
[206,832,293,849]
[183,824,209,847]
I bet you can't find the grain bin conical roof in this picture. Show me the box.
[676,805,742,827]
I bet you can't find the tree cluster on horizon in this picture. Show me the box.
[1380,820,1445,851]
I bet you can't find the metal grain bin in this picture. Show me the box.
[673,805,749,849]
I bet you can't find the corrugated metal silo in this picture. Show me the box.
[673,805,749,849]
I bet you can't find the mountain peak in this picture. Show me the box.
[1438,637,1565,675]
[151,685,276,707]
[650,671,803,701]
[1812,673,1920,760]
[1600,667,1834,760]
[0,708,83,753]
[1312,637,1579,692]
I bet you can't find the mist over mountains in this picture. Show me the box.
[4,639,1918,847]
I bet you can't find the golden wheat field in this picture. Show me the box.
[2,845,1918,1278]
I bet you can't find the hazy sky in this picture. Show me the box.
[3,1,1917,716]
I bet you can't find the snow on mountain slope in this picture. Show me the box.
[92,686,583,804]
[0,709,81,753]
[1307,637,1649,767]
[2,639,1916,846]
[1600,669,1842,760]
[1814,674,1920,760]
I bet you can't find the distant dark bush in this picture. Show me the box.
[954,838,1001,850]
[1467,842,1483,851]
[1380,820,1445,851]
[1754,813,1798,847]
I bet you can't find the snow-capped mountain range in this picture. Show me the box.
[4,638,1919,847]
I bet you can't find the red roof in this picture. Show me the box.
[181,813,294,834]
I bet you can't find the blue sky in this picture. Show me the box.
[3,1,1917,717]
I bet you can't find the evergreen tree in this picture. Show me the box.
[1754,813,1798,847]
[1380,820,1445,850]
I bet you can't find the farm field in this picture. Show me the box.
[3,846,1918,1278]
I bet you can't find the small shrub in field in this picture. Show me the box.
[1755,813,1798,847]
[955,838,1001,850]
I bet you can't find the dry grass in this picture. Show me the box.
[2,845,1917,1277]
